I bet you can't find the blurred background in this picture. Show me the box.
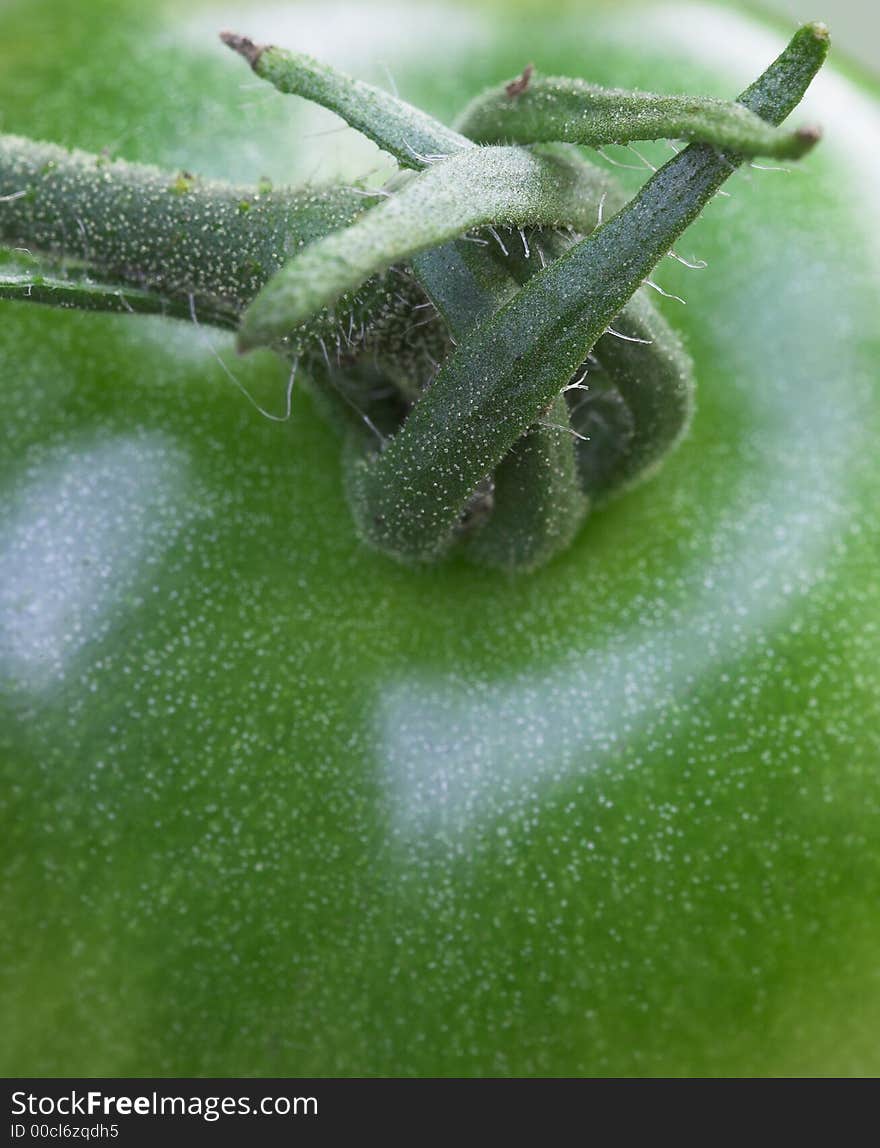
[764,0,879,74]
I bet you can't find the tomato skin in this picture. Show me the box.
[1,0,879,1076]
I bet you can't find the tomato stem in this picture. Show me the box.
[220,30,471,170]
[456,73,821,159]
[0,23,829,570]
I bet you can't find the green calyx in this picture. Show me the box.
[0,23,829,571]
[234,145,624,351]
[455,69,821,159]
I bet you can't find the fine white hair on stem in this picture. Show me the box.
[402,140,447,165]
[381,63,399,98]
[187,294,298,422]
[627,143,658,172]
[595,145,646,171]
[405,313,440,334]
[642,278,686,304]
[341,185,393,199]
[75,216,91,264]
[318,337,386,443]
[667,249,708,270]
[487,226,509,256]
[302,123,356,141]
[605,325,653,345]
[538,419,589,441]
[563,364,591,392]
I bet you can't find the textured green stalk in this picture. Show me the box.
[221,32,470,169]
[238,145,620,350]
[496,221,695,509]
[403,202,692,566]
[410,238,518,336]
[383,152,611,569]
[345,236,515,561]
[456,72,821,158]
[570,289,694,501]
[337,181,592,569]
[415,222,589,570]
[347,23,828,563]
[0,265,215,323]
[464,393,589,570]
[414,232,589,570]
[0,134,446,437]
[0,134,367,331]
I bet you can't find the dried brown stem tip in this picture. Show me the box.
[796,124,823,145]
[220,31,266,69]
[505,64,534,99]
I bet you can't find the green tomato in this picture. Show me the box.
[2,0,879,1077]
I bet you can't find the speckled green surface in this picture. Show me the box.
[1,0,879,1075]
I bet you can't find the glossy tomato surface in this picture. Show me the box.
[1,0,879,1075]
